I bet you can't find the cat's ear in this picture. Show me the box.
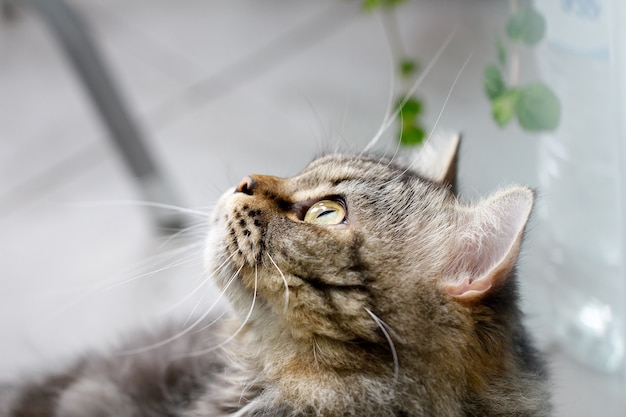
[444,187,534,302]
[413,132,460,193]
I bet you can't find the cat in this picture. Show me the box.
[0,133,551,416]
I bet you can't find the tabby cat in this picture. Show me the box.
[0,134,551,416]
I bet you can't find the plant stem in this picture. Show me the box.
[508,0,520,86]
[509,46,520,86]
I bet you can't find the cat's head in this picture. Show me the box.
[206,133,533,369]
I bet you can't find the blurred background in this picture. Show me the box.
[0,0,624,415]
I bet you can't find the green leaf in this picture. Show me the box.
[484,64,506,100]
[398,97,423,119]
[496,37,507,67]
[400,59,418,78]
[516,83,560,131]
[506,8,546,45]
[384,0,408,6]
[362,0,406,11]
[362,0,380,11]
[400,125,426,146]
[492,89,520,127]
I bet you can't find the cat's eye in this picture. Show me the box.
[303,200,346,225]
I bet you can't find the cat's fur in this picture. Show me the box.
[0,134,551,416]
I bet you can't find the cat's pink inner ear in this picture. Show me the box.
[445,187,534,302]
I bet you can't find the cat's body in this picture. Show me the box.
[0,134,551,416]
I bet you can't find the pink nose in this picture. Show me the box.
[235,176,255,195]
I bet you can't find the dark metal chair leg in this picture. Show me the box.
[26,0,186,230]
[2,0,19,20]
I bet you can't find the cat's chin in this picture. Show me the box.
[203,226,222,277]
[204,224,252,320]
[204,189,256,314]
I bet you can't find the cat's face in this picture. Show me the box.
[205,134,533,356]
[207,153,453,342]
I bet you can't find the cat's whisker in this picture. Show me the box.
[383,122,404,168]
[185,263,259,357]
[159,251,239,317]
[330,93,354,155]
[108,239,205,286]
[179,250,246,327]
[157,274,212,317]
[33,245,206,329]
[296,87,336,154]
[101,249,205,293]
[267,253,289,314]
[213,249,241,275]
[153,218,210,249]
[189,308,229,334]
[29,221,205,306]
[60,200,211,218]
[183,276,216,327]
[362,28,457,154]
[383,51,473,187]
[143,236,206,263]
[119,264,243,355]
[425,51,473,143]
[364,17,397,156]
[33,292,98,330]
[35,238,206,301]
[376,120,399,164]
[365,308,399,387]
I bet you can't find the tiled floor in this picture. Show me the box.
[0,0,624,415]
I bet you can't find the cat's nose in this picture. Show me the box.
[235,176,255,195]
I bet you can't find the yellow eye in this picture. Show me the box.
[303,200,346,225]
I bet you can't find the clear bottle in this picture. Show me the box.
[534,0,625,373]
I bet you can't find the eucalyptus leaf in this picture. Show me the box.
[400,59,418,78]
[362,0,380,11]
[484,64,506,100]
[363,0,406,11]
[516,83,560,131]
[398,97,423,118]
[400,125,426,146]
[506,8,546,45]
[492,89,519,127]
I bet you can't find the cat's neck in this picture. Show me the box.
[207,298,546,417]
[224,318,467,416]
[220,301,546,417]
